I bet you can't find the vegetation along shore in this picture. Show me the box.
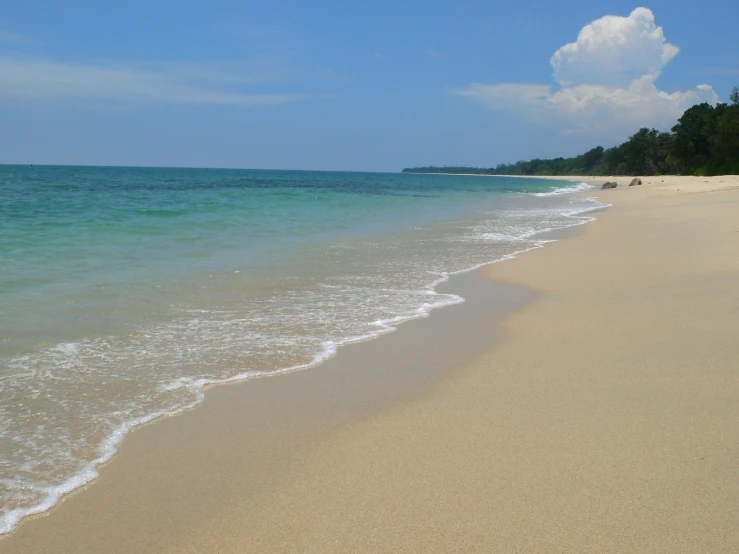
[404,88,739,177]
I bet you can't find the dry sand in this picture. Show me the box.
[2,175,738,553]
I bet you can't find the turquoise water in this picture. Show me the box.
[0,166,602,532]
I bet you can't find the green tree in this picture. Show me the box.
[710,102,739,173]
[670,103,717,173]
[582,146,604,173]
[402,88,738,177]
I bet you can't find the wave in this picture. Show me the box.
[531,181,594,197]
[0,190,608,535]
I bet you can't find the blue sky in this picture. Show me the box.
[1,1,737,171]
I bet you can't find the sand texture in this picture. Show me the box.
[1,175,738,553]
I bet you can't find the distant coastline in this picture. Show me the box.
[404,88,739,178]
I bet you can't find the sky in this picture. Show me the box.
[1,1,737,171]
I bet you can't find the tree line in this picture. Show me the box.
[403,87,739,177]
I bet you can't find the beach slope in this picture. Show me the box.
[2,175,738,552]
[204,176,739,552]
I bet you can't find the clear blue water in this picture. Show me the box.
[0,165,603,532]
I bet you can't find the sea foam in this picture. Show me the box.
[0,168,606,534]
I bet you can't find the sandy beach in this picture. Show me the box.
[2,175,738,553]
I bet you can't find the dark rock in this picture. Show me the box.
[629,178,642,186]
[601,182,617,189]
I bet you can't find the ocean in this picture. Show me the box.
[0,166,604,532]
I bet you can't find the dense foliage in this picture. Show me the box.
[404,88,739,177]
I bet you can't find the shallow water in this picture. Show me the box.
[0,166,602,532]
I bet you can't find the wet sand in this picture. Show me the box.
[0,266,536,553]
[2,175,738,552]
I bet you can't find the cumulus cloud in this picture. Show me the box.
[0,56,324,107]
[455,7,718,133]
[551,7,679,87]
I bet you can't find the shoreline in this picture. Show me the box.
[235,174,738,551]
[0,181,602,539]
[2,175,738,552]
[404,172,739,193]
[0,261,545,553]
[0,186,599,549]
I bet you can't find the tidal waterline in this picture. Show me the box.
[0,166,602,532]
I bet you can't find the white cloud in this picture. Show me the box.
[455,7,718,134]
[0,56,324,106]
[551,7,678,87]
